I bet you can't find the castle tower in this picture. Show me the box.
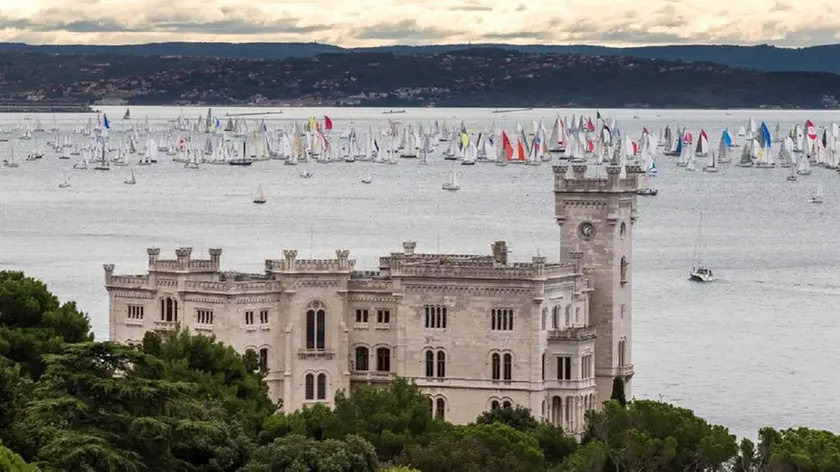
[553,163,643,405]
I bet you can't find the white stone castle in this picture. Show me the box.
[104,163,641,434]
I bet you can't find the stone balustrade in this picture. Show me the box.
[547,326,597,341]
[349,371,395,382]
[297,348,335,360]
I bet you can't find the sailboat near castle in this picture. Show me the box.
[689,213,715,282]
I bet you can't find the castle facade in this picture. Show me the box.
[104,163,641,434]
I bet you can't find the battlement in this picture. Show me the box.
[144,247,222,273]
[265,248,355,273]
[552,164,644,193]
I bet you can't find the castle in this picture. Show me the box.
[104,163,641,434]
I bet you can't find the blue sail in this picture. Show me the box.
[723,130,733,148]
[761,122,772,148]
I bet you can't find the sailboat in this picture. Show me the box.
[58,173,70,188]
[442,166,460,191]
[689,213,715,282]
[123,169,136,185]
[3,146,19,168]
[810,186,823,204]
[123,108,130,120]
[253,185,267,204]
[702,151,719,173]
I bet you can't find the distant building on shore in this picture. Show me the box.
[103,163,641,433]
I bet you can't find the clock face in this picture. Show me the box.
[578,222,596,240]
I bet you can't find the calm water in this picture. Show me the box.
[1,106,839,438]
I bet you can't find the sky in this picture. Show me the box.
[0,0,839,48]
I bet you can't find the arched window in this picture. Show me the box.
[491,353,501,380]
[541,353,545,380]
[620,256,628,282]
[565,305,571,327]
[316,373,326,400]
[428,397,433,416]
[355,346,369,371]
[503,353,512,381]
[502,400,511,409]
[491,400,500,410]
[541,308,547,330]
[259,348,268,371]
[160,297,178,322]
[436,351,446,378]
[425,350,435,377]
[552,306,559,329]
[435,398,445,419]
[305,373,314,400]
[305,301,326,349]
[376,347,391,372]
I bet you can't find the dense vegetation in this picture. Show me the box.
[3,48,840,108]
[1,269,839,471]
[2,42,840,75]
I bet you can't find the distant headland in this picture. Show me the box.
[3,44,840,109]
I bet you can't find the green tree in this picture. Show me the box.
[22,342,252,472]
[0,442,40,472]
[610,377,627,407]
[475,405,539,431]
[397,435,530,472]
[241,434,378,472]
[752,426,840,471]
[259,404,341,443]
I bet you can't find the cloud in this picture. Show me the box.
[0,0,839,47]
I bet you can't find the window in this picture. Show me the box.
[160,297,178,322]
[542,353,545,380]
[305,373,314,400]
[556,356,572,381]
[355,308,369,324]
[541,308,546,330]
[259,348,268,371]
[128,305,144,320]
[503,353,512,381]
[424,305,447,329]
[620,256,628,283]
[317,373,326,400]
[245,310,255,325]
[196,309,213,325]
[425,350,435,377]
[305,301,326,349]
[355,346,369,371]
[565,306,571,327]
[435,398,446,419]
[582,354,593,379]
[552,306,559,329]
[490,308,514,331]
[576,307,581,324]
[502,400,512,409]
[259,309,269,324]
[376,347,391,372]
[491,353,501,380]
[618,339,627,367]
[491,400,500,410]
[376,309,391,324]
[436,351,446,378]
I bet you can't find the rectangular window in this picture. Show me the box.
[376,309,391,324]
[259,309,269,324]
[196,309,213,325]
[556,356,572,381]
[259,348,268,371]
[424,305,447,329]
[490,308,514,331]
[355,309,369,324]
[245,310,254,325]
[127,305,144,320]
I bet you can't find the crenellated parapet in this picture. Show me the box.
[265,249,355,273]
[144,247,221,273]
[552,164,641,194]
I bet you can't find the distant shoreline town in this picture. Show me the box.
[3,46,840,109]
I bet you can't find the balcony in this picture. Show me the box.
[153,320,179,331]
[349,371,395,383]
[547,326,596,341]
[297,348,335,360]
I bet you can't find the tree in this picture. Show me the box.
[398,435,530,472]
[751,426,840,471]
[259,404,341,443]
[475,405,539,432]
[0,271,92,380]
[610,377,627,407]
[21,342,253,472]
[241,434,378,472]
[0,442,40,472]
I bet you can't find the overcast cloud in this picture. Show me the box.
[0,0,838,47]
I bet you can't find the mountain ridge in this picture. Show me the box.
[2,41,840,74]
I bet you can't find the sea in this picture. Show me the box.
[1,106,838,440]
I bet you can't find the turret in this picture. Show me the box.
[147,247,160,269]
[175,247,192,269]
[209,248,222,271]
[103,264,114,284]
[284,249,298,271]
[336,249,350,270]
[402,241,417,255]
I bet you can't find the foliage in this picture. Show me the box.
[0,442,40,472]
[240,434,378,472]
[610,377,627,407]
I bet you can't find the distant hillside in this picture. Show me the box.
[2,41,840,74]
[2,48,840,109]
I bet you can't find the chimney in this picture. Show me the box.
[492,241,508,265]
[402,241,417,255]
[147,247,160,269]
[208,248,222,271]
[175,247,193,270]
